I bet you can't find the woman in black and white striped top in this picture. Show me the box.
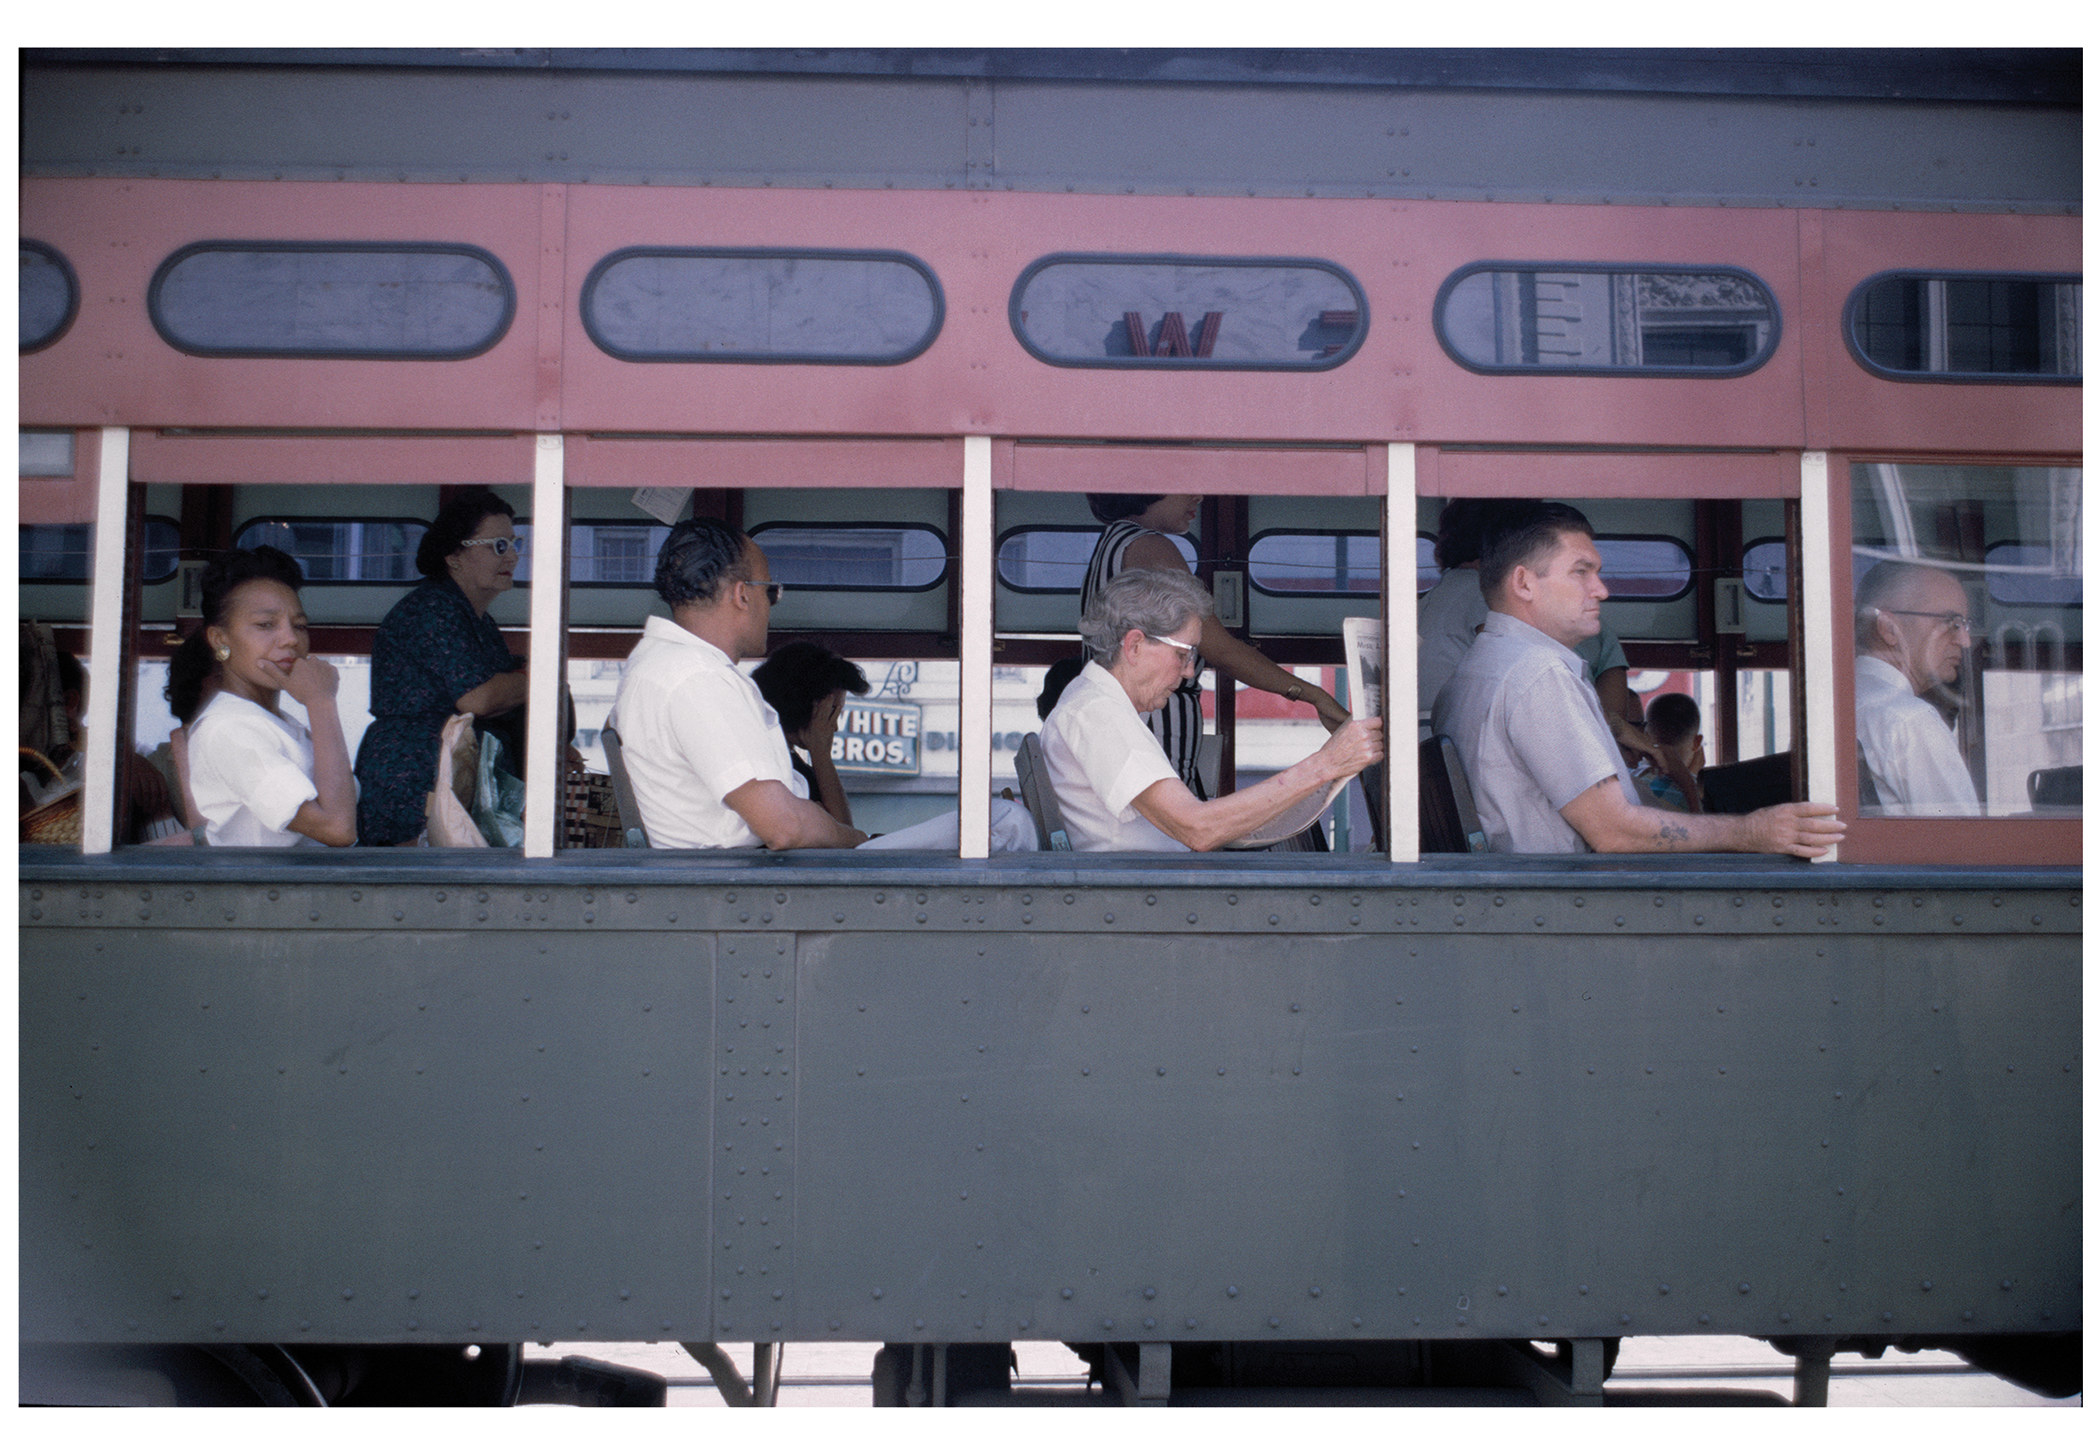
[1079,493,1350,798]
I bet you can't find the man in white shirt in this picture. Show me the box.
[1852,560,1981,814]
[1432,502,1844,857]
[612,518,868,850]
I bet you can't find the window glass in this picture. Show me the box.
[1011,255,1367,369]
[747,524,948,590]
[1417,535,1439,594]
[1851,462,2080,818]
[149,243,515,359]
[1743,538,1788,603]
[1596,537,1694,601]
[581,249,942,364]
[566,523,666,585]
[21,242,78,352]
[19,430,76,477]
[1247,531,1381,596]
[20,518,181,583]
[234,519,427,583]
[1437,265,1779,374]
[1848,274,2081,381]
[995,526,1196,593]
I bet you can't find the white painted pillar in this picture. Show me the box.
[80,427,132,855]
[957,437,994,858]
[1798,450,1841,862]
[522,433,569,858]
[1385,444,1419,863]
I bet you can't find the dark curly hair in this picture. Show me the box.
[164,546,307,724]
[752,642,870,734]
[416,489,517,579]
[1086,493,1169,526]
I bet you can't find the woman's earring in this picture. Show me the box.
[214,645,231,662]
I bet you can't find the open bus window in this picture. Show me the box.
[1852,462,2081,818]
[1436,264,1780,375]
[1845,273,2081,382]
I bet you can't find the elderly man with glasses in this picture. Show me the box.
[1853,559,1982,815]
[1040,569,1383,852]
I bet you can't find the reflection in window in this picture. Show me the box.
[748,525,948,590]
[21,518,181,583]
[150,243,515,359]
[1248,532,1381,595]
[1437,265,1779,374]
[1743,539,1788,603]
[20,242,78,352]
[581,249,943,363]
[19,430,75,477]
[1849,274,2081,380]
[1851,462,2081,819]
[1417,536,1439,594]
[235,520,426,583]
[1011,255,1367,369]
[996,526,1196,592]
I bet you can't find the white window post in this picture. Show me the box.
[81,426,131,856]
[958,437,994,859]
[1799,450,1841,861]
[523,433,569,858]
[1385,443,1419,863]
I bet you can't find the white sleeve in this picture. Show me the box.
[192,712,317,832]
[666,670,795,805]
[1072,690,1179,818]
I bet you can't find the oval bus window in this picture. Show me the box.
[21,241,79,353]
[1010,254,1368,369]
[1743,538,1789,603]
[150,243,515,359]
[1248,531,1381,596]
[1596,537,1694,600]
[747,525,948,591]
[1985,541,2083,608]
[581,248,943,364]
[1846,272,2082,382]
[1436,264,1780,376]
[21,517,181,583]
[996,526,1196,593]
[235,519,428,582]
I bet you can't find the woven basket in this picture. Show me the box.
[20,747,83,845]
[562,770,624,850]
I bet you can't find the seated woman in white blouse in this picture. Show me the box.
[164,547,357,847]
[1040,569,1384,852]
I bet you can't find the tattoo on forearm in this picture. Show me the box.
[1656,822,1690,846]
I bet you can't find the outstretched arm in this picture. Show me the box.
[1558,777,1842,858]
[1132,718,1384,851]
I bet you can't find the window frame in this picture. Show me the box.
[992,522,1197,596]
[1591,532,1698,604]
[577,245,946,366]
[1008,251,1370,372]
[20,515,183,585]
[744,520,951,594]
[147,240,518,361]
[1841,269,2083,386]
[1742,534,1789,604]
[1245,526,1383,599]
[230,515,434,585]
[1432,260,1784,379]
[20,239,80,354]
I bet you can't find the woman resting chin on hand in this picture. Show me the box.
[166,546,358,848]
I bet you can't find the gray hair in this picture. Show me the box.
[1079,569,1213,659]
[1855,559,1962,650]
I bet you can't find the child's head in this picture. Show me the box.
[1644,692,1702,767]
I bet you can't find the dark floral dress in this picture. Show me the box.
[354,575,524,845]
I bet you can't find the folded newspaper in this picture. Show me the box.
[1225,618,1382,848]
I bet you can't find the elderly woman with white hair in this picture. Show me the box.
[1041,569,1384,852]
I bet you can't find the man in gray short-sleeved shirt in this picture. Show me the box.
[1431,502,1846,859]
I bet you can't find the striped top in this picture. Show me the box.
[1078,520,1207,797]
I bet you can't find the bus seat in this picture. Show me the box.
[1419,735,1487,853]
[1194,734,1222,802]
[1015,732,1071,851]
[598,722,650,848]
[2028,765,2080,808]
[1700,750,1797,815]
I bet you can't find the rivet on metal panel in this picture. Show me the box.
[1269,1317,1281,1329]
[1227,895,1237,905]
[1062,1288,1074,1299]
[1187,1318,1198,1329]
[1227,1286,1239,1297]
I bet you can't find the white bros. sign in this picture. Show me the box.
[833,701,922,777]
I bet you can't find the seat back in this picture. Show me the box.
[598,722,651,848]
[1701,749,1800,815]
[1418,735,1487,853]
[1015,733,1071,851]
[2028,764,2081,808]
